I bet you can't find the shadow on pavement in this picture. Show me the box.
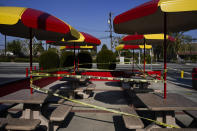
[94,91,127,105]
[105,81,122,87]
[113,116,130,131]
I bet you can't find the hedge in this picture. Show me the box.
[96,49,116,70]
[39,51,59,70]
[77,51,92,68]
[60,51,75,68]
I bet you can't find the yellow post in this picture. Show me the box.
[181,70,184,78]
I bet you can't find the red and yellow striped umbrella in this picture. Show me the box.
[121,34,175,73]
[0,6,80,41]
[122,34,175,45]
[113,0,197,34]
[0,6,80,94]
[47,32,101,46]
[116,44,152,72]
[113,0,197,99]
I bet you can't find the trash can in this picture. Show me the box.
[192,68,197,89]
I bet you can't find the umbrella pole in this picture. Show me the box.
[150,48,153,71]
[139,49,140,65]
[74,43,76,74]
[29,28,33,94]
[133,49,134,71]
[143,38,146,74]
[4,35,6,56]
[164,12,167,99]
[77,49,79,71]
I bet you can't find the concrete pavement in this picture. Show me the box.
[39,79,197,130]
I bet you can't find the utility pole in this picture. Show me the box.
[5,35,6,56]
[108,12,113,50]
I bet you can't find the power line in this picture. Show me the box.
[73,25,107,33]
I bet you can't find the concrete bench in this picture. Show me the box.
[86,83,96,90]
[150,128,197,131]
[74,83,96,92]
[184,110,197,127]
[120,106,144,130]
[0,118,41,130]
[85,83,96,94]
[0,103,17,117]
[75,83,96,99]
[49,101,74,131]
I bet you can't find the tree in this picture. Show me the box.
[153,32,193,61]
[96,49,116,70]
[32,41,44,57]
[90,49,97,57]
[21,38,44,57]
[101,44,108,51]
[113,36,123,57]
[7,40,23,57]
[170,32,193,60]
[48,47,58,54]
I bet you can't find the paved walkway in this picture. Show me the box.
[38,79,196,130]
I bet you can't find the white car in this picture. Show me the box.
[6,51,14,56]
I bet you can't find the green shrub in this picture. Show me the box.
[96,50,116,70]
[14,57,39,62]
[77,51,92,68]
[14,57,29,62]
[39,51,59,70]
[60,51,75,67]
[141,55,151,64]
[0,56,12,62]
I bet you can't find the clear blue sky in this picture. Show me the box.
[0,0,197,50]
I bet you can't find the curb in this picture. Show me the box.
[0,77,29,87]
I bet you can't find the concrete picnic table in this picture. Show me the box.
[0,89,49,127]
[136,93,197,130]
[61,74,91,98]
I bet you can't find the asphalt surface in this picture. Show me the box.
[0,62,196,87]
[117,62,197,88]
[0,62,39,85]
